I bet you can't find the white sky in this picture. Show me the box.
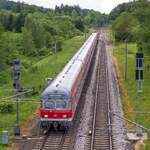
[11,0,130,14]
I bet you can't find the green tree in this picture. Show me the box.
[135,0,150,56]
[112,12,139,41]
[5,13,14,31]
[71,9,78,17]
[74,17,85,32]
[15,1,22,13]
[0,23,5,70]
[22,27,36,56]
[15,13,26,32]
[24,14,46,49]
[109,2,132,20]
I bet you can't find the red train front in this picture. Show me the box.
[40,89,73,129]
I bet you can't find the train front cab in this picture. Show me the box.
[40,91,73,129]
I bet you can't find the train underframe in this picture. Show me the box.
[40,119,72,130]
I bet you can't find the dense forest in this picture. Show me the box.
[110,0,150,56]
[0,0,108,84]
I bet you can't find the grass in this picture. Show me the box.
[114,42,150,149]
[0,30,95,149]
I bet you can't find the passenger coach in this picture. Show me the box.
[40,32,98,129]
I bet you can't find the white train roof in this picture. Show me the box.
[42,32,97,97]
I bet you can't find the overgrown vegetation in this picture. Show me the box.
[111,0,150,57]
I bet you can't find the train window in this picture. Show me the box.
[43,95,48,100]
[44,101,55,109]
[48,94,69,100]
[56,100,67,109]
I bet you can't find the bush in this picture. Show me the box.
[30,65,38,73]
[56,40,62,52]
[0,72,9,84]
[31,86,39,95]
[38,47,50,56]
[0,102,14,113]
[112,12,139,42]
[22,59,31,69]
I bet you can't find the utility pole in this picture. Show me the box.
[85,32,87,41]
[124,39,128,81]
[135,52,144,137]
[54,41,57,75]
[13,59,21,136]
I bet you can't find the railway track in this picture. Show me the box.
[32,130,71,150]
[88,34,113,150]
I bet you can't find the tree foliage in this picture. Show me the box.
[135,0,150,55]
[109,2,132,20]
[22,27,36,56]
[112,12,139,41]
[111,0,150,56]
[74,17,85,32]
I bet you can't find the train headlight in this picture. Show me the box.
[53,114,58,117]
[44,115,48,118]
[63,114,67,118]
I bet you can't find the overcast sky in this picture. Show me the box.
[11,0,130,14]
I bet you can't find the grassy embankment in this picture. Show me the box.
[114,42,150,149]
[0,29,94,149]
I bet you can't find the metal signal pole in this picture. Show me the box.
[135,52,144,137]
[54,41,57,75]
[85,32,87,41]
[13,59,21,136]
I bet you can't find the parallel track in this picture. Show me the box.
[90,34,113,150]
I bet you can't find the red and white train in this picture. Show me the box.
[40,32,98,129]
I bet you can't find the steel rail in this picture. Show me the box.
[90,39,101,150]
[105,43,113,150]
[33,130,67,150]
[90,33,113,150]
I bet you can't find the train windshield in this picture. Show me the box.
[48,94,68,100]
[42,94,70,110]
[56,100,68,110]
[44,101,55,109]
